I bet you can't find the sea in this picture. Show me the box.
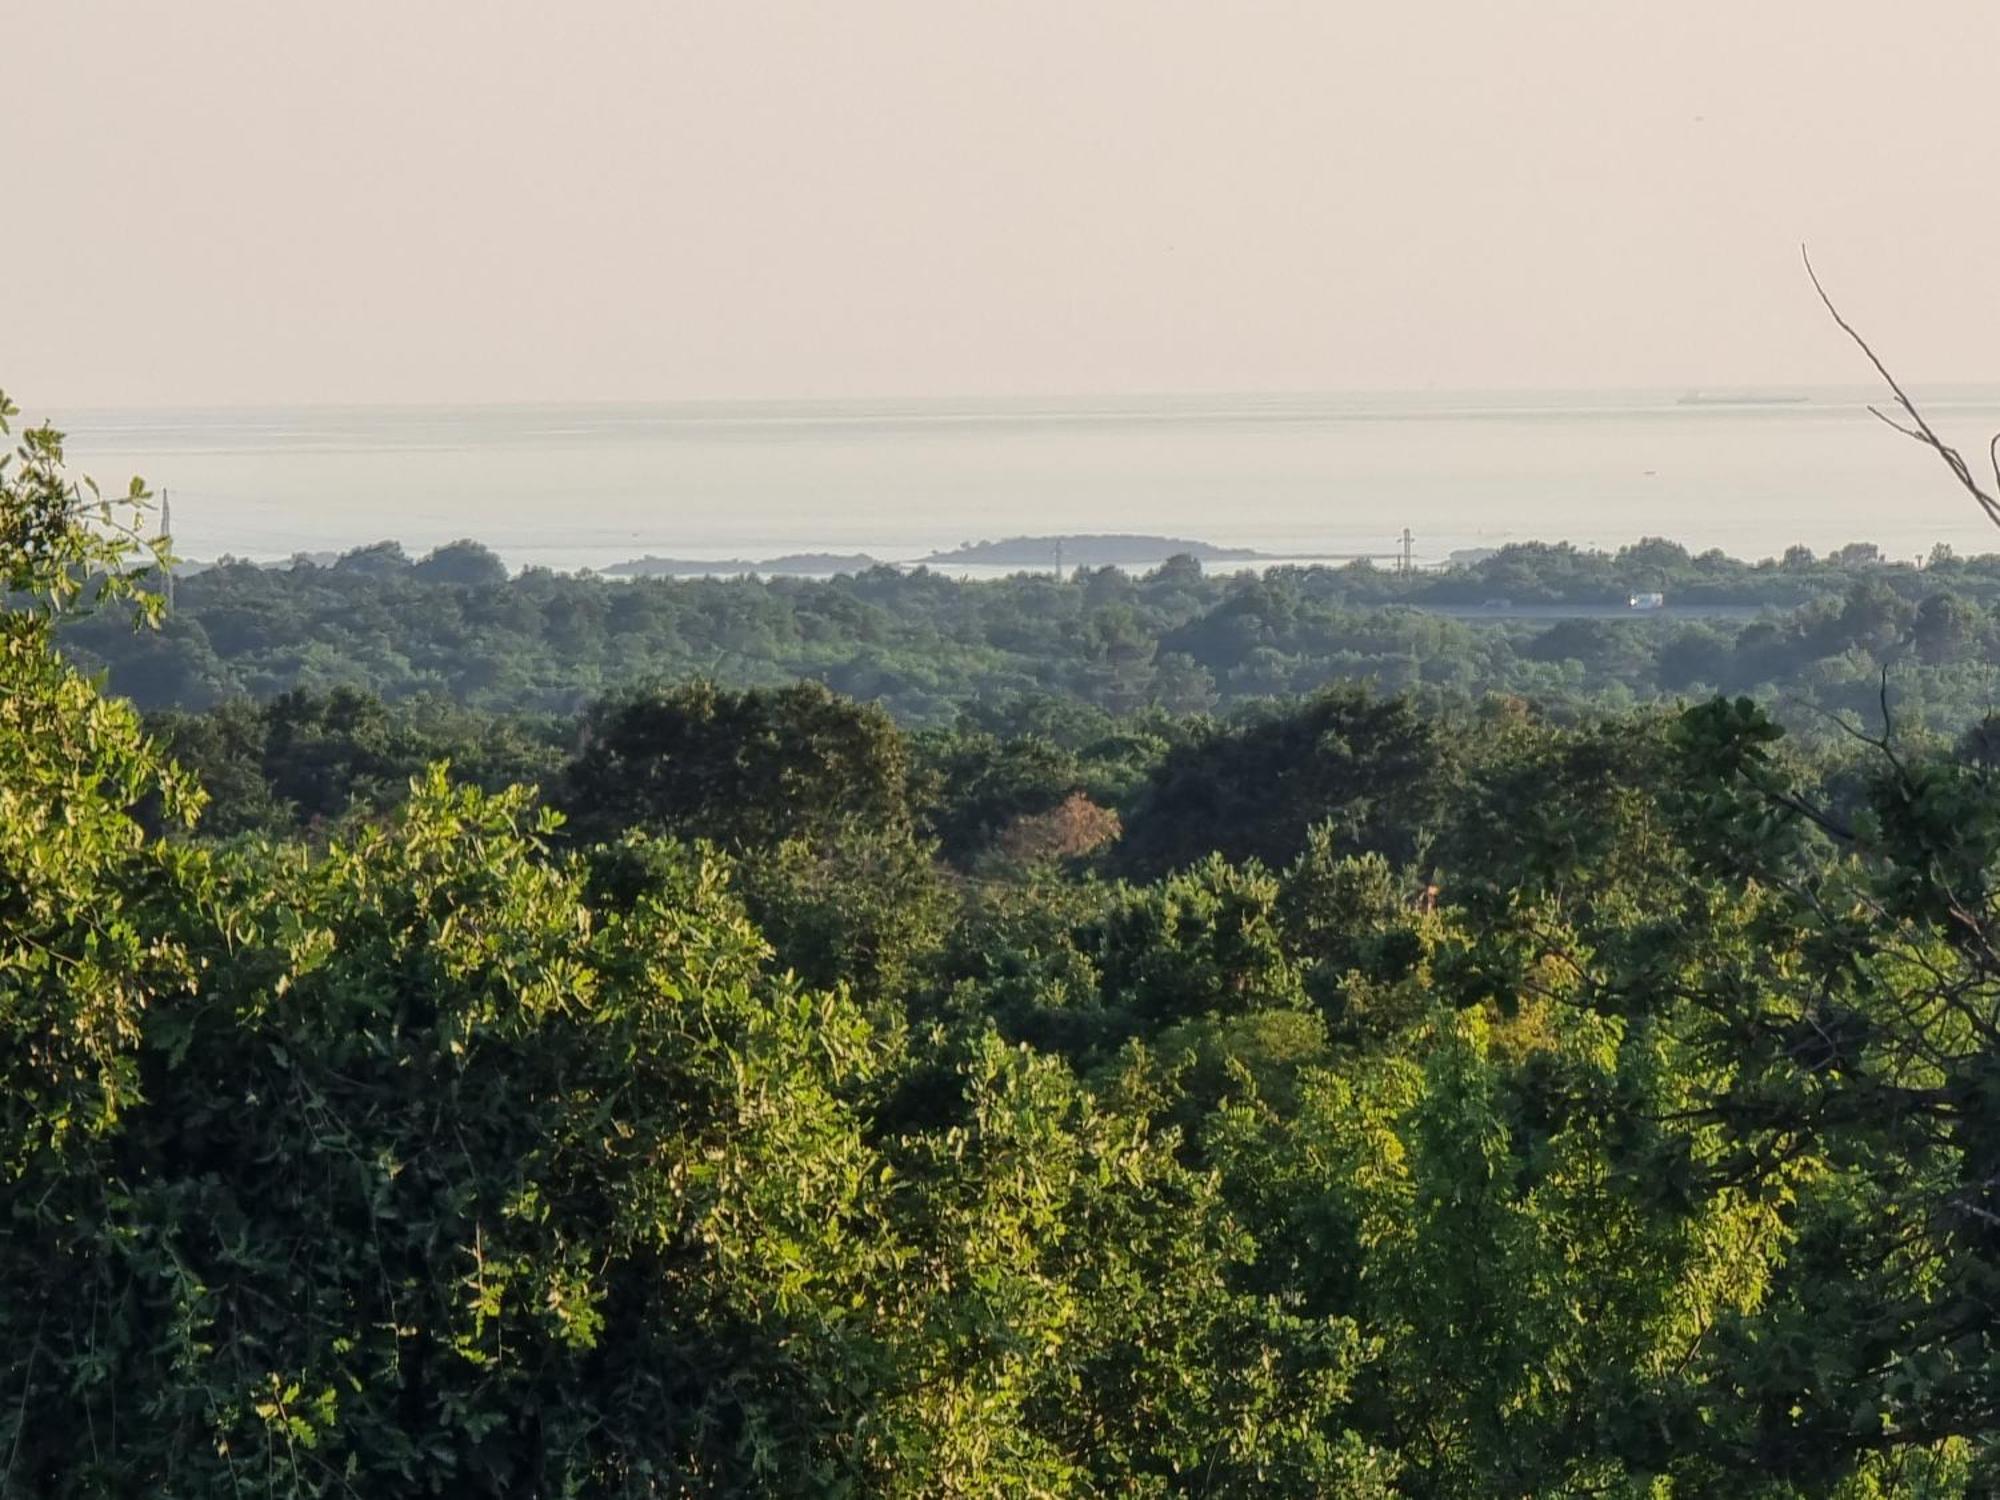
[45,388,2000,576]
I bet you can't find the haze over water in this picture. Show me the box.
[55,387,2000,576]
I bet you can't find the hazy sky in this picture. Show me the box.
[8,1,1998,406]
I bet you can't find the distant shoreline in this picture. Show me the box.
[178,533,1966,588]
[58,388,2000,576]
[587,534,1402,578]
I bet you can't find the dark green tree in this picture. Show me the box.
[1114,687,1451,879]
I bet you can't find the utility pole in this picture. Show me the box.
[160,489,174,610]
[1054,537,1063,580]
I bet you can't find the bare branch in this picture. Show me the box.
[1804,245,2000,529]
[1866,405,1928,444]
[1877,663,1909,782]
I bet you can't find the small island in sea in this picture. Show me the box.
[603,552,881,578]
[918,534,1264,567]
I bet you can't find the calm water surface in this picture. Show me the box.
[49,389,2000,573]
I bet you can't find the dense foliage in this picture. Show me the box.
[58,531,2000,740]
[12,398,2000,1493]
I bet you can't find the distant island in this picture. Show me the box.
[187,536,1397,581]
[606,536,1279,577]
[919,534,1264,567]
[1675,391,1812,407]
[603,552,881,578]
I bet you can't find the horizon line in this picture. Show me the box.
[35,379,2000,418]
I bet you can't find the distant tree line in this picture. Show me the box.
[57,533,2000,741]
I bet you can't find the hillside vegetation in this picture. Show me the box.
[63,534,2000,741]
[10,401,2000,1494]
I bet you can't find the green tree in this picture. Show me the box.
[413,538,509,586]
[0,392,193,1163]
[557,678,917,850]
[1114,687,1451,879]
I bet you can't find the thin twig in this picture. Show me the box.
[1803,245,2000,529]
[3,1313,45,1484]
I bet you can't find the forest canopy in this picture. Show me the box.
[57,530,2000,742]
[10,396,2000,1494]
